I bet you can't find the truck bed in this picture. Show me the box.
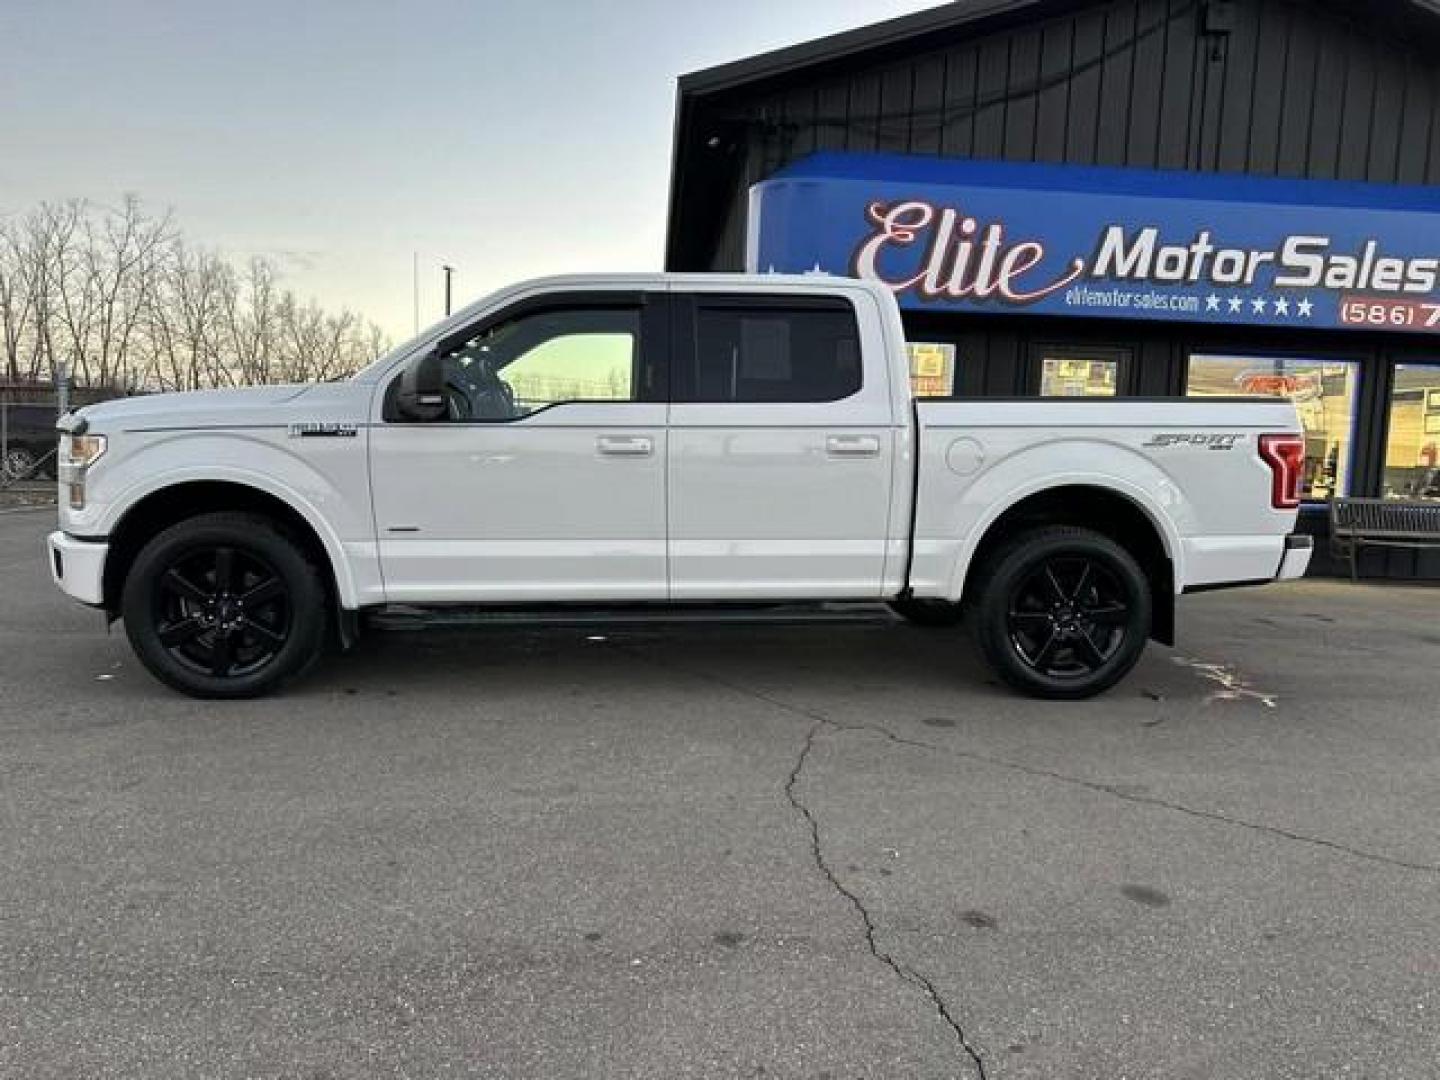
[910,396,1305,598]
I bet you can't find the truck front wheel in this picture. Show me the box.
[970,526,1151,700]
[121,512,328,699]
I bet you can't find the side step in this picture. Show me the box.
[367,602,898,632]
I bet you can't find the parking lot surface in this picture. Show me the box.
[2,508,1437,1079]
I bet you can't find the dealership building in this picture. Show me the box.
[666,0,1440,578]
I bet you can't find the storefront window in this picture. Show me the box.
[1039,352,1120,397]
[906,342,957,398]
[1186,354,1358,501]
[1383,363,1440,502]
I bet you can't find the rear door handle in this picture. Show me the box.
[597,434,654,457]
[826,434,881,458]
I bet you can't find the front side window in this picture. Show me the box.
[1186,353,1359,500]
[439,307,639,421]
[1383,363,1440,502]
[681,302,861,403]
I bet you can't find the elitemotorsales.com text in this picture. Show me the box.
[1092,226,1440,294]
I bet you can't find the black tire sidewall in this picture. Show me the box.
[5,447,38,480]
[975,528,1151,700]
[121,514,327,699]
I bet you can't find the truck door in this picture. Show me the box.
[369,291,669,602]
[666,292,897,600]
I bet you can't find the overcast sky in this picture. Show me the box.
[0,0,937,339]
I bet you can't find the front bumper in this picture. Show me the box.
[48,531,108,607]
[1276,533,1314,582]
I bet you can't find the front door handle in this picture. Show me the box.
[826,434,881,458]
[597,434,654,457]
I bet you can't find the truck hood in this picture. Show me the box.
[75,383,372,432]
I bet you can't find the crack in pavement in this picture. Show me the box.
[830,720,1440,877]
[606,642,987,1078]
[611,643,1440,877]
[786,719,988,1080]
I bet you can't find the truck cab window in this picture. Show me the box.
[682,303,861,403]
[440,307,639,421]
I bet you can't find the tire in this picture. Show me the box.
[3,447,38,482]
[970,526,1151,700]
[121,511,328,699]
[887,597,965,627]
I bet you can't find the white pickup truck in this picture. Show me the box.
[48,273,1312,700]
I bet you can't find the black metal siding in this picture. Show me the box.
[671,0,1440,274]
[668,0,1440,579]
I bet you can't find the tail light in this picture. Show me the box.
[1259,434,1305,510]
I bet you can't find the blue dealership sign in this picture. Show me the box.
[748,153,1440,334]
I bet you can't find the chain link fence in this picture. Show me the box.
[0,384,121,491]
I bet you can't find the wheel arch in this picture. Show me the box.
[956,483,1178,646]
[101,479,354,618]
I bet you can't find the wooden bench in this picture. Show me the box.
[1330,498,1440,581]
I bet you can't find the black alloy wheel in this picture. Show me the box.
[1005,555,1130,679]
[122,511,328,699]
[972,526,1151,700]
[154,545,292,679]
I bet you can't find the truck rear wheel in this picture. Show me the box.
[121,512,327,699]
[970,526,1151,700]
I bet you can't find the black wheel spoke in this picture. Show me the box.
[240,577,284,608]
[1042,567,1068,604]
[1073,629,1108,670]
[1009,610,1052,630]
[158,617,206,647]
[240,617,284,645]
[209,632,234,676]
[163,568,211,605]
[1032,628,1061,669]
[1070,562,1094,603]
[1086,602,1129,626]
[212,547,235,592]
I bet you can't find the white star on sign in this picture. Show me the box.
[1274,297,1291,316]
[1297,298,1315,318]
[1251,297,1269,315]
[1206,295,1221,312]
[1228,296,1244,314]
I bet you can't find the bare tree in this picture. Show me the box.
[0,196,389,396]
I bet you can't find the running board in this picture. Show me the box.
[368,602,898,632]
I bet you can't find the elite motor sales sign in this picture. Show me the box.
[747,153,1440,334]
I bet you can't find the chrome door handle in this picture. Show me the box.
[826,434,881,458]
[597,434,654,457]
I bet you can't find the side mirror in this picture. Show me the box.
[394,348,447,422]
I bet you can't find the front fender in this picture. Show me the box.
[69,432,377,609]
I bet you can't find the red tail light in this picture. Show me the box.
[1259,434,1305,510]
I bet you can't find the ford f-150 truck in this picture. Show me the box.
[47,273,1313,700]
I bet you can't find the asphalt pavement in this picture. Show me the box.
[1,507,1437,1079]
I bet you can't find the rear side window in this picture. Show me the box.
[680,301,862,403]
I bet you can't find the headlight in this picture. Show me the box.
[61,434,107,468]
[59,434,107,510]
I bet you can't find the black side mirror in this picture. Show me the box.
[394,348,447,422]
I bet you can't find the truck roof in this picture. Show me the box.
[353,272,896,382]
[476,271,890,294]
